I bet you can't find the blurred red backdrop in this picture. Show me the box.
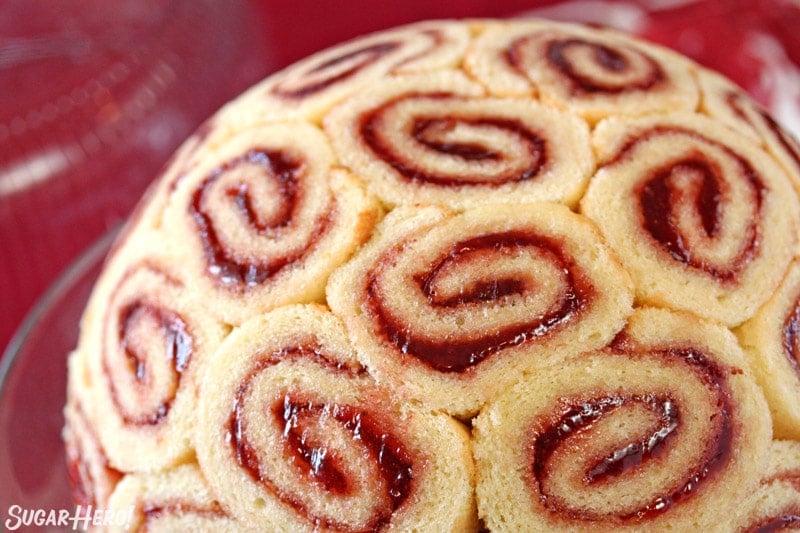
[1,0,798,355]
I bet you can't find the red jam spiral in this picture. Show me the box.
[323,70,594,208]
[359,94,548,188]
[631,137,764,282]
[190,149,328,288]
[327,203,634,416]
[521,36,665,94]
[581,114,799,326]
[102,264,194,426]
[365,230,591,373]
[474,308,770,532]
[224,344,413,532]
[268,24,466,102]
[197,306,477,530]
[528,345,733,522]
[465,23,698,119]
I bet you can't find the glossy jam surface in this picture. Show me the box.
[225,345,412,531]
[536,394,679,485]
[619,128,765,281]
[637,156,750,279]
[105,298,192,426]
[190,149,328,288]
[270,397,413,507]
[360,96,548,187]
[366,231,592,372]
[119,302,192,381]
[528,346,733,522]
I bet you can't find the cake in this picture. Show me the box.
[64,18,800,532]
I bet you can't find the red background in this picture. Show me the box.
[1,0,799,355]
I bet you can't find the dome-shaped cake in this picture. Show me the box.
[64,18,800,532]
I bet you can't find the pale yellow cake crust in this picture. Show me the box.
[64,17,800,533]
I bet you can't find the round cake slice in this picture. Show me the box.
[64,17,800,532]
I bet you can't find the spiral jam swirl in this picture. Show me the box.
[707,78,800,180]
[328,204,634,416]
[273,42,400,100]
[102,264,193,426]
[581,114,800,326]
[269,24,466,102]
[630,135,764,282]
[474,307,771,531]
[366,230,590,373]
[324,71,594,208]
[359,94,547,187]
[528,345,732,522]
[224,344,413,532]
[190,149,328,288]
[515,35,664,95]
[196,306,477,530]
[465,23,698,119]
[161,122,379,325]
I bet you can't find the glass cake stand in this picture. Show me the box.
[0,229,117,515]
